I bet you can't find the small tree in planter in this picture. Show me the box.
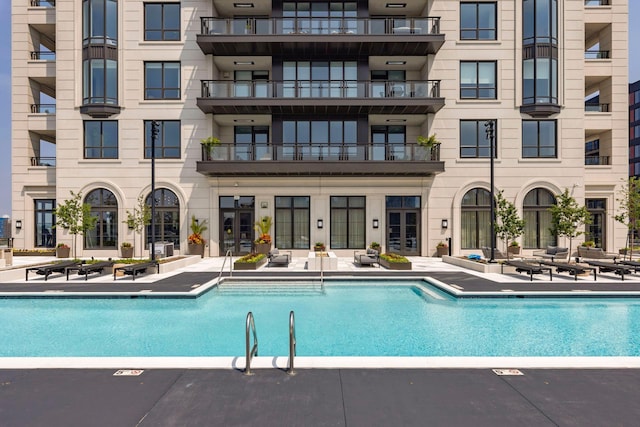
[494,191,525,259]
[124,195,151,258]
[54,191,98,259]
[549,188,592,260]
[615,177,640,259]
[201,136,221,160]
[120,241,134,258]
[436,241,448,257]
[254,216,273,254]
[188,215,208,258]
[416,134,441,161]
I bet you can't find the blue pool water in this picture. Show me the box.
[1,281,640,357]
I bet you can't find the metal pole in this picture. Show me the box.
[485,120,496,263]
[150,121,159,261]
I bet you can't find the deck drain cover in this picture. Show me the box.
[113,369,144,376]
[492,369,523,376]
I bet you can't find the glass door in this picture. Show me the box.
[220,196,255,255]
[386,196,420,255]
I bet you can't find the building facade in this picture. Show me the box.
[11,0,629,258]
[631,80,640,177]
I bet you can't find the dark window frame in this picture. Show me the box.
[522,120,557,158]
[523,188,556,249]
[145,188,181,249]
[330,196,366,249]
[34,199,56,248]
[144,61,181,100]
[144,120,181,159]
[144,3,181,41]
[461,188,491,249]
[460,2,497,40]
[274,196,311,249]
[84,188,118,249]
[84,120,118,159]
[460,119,497,158]
[460,61,497,99]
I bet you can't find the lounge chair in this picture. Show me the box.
[584,260,631,280]
[481,247,508,260]
[113,261,159,280]
[533,246,569,262]
[65,261,114,281]
[268,249,292,266]
[501,260,552,281]
[616,259,640,272]
[354,248,379,267]
[577,246,617,261]
[539,260,596,281]
[25,260,80,281]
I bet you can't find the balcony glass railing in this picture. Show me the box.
[585,103,609,112]
[30,104,56,114]
[201,17,440,36]
[201,80,440,99]
[584,50,610,59]
[30,51,56,60]
[584,0,609,6]
[30,0,55,7]
[585,156,610,165]
[30,157,56,167]
[202,143,440,162]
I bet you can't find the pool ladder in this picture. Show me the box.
[216,249,233,287]
[244,310,296,376]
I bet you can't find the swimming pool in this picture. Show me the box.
[1,280,640,358]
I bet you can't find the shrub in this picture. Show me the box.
[380,253,410,263]
[234,253,266,263]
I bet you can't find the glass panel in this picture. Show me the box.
[106,0,117,41]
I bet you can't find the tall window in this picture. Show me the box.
[460,2,497,40]
[282,2,357,34]
[83,0,118,46]
[522,120,556,158]
[85,188,118,249]
[371,126,405,160]
[460,120,496,158]
[282,61,357,97]
[461,188,491,249]
[235,126,269,160]
[34,199,55,248]
[144,120,180,158]
[460,61,496,99]
[83,59,118,105]
[144,3,180,41]
[84,121,118,159]
[282,120,357,160]
[330,196,365,249]
[275,196,310,249]
[523,188,556,249]
[145,62,180,99]
[146,188,180,249]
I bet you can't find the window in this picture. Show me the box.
[144,120,180,158]
[371,126,406,160]
[523,57,557,105]
[523,188,556,249]
[282,120,357,160]
[84,121,118,158]
[83,59,118,105]
[330,196,365,249]
[460,61,496,99]
[282,61,357,97]
[85,188,118,249]
[234,126,269,160]
[461,188,491,249]
[83,0,118,45]
[34,199,55,248]
[145,62,180,99]
[146,188,180,249]
[144,3,180,41]
[460,120,496,158]
[460,2,496,40]
[522,120,556,158]
[283,2,357,34]
[275,196,310,249]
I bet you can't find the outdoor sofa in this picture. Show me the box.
[354,248,379,267]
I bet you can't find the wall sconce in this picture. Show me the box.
[15,220,22,230]
[317,219,323,229]
[373,219,379,229]
[261,201,268,209]
[441,219,448,229]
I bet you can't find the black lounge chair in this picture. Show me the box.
[113,261,159,280]
[501,260,552,281]
[539,261,596,281]
[616,260,640,273]
[584,260,632,280]
[25,260,80,281]
[268,249,292,266]
[65,261,114,281]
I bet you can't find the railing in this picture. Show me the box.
[201,16,440,36]
[584,50,610,59]
[30,156,56,167]
[585,155,610,165]
[30,104,56,114]
[585,103,609,112]
[245,311,258,376]
[201,80,440,99]
[584,0,609,5]
[30,51,56,60]
[0,238,13,248]
[30,0,55,7]
[288,310,296,375]
[216,249,233,287]
[202,142,440,162]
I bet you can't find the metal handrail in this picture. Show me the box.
[216,249,233,287]
[245,311,258,375]
[288,310,296,375]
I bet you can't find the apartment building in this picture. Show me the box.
[631,80,640,176]
[11,0,629,258]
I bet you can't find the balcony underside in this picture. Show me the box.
[196,35,444,56]
[196,97,445,115]
[196,160,444,177]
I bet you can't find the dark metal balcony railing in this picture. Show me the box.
[30,51,56,60]
[30,156,56,167]
[585,103,609,112]
[585,156,610,166]
[202,143,440,162]
[584,0,609,6]
[201,80,440,99]
[201,16,440,36]
[30,104,56,114]
[30,0,55,6]
[584,50,610,59]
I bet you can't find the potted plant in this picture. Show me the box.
[120,241,134,258]
[200,136,221,161]
[188,215,208,258]
[417,134,441,161]
[56,243,70,258]
[436,241,448,257]
[253,216,273,254]
[233,252,267,270]
[314,242,326,252]
[508,241,521,255]
[369,241,381,252]
[379,252,412,270]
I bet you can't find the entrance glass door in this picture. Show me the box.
[386,196,420,255]
[220,196,255,255]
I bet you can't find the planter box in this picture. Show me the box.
[56,247,70,258]
[442,255,502,274]
[14,250,56,257]
[121,246,134,258]
[188,243,205,258]
[234,256,267,270]
[508,246,521,255]
[254,242,271,255]
[379,258,412,270]
[436,246,448,257]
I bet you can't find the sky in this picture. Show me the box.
[0,3,639,218]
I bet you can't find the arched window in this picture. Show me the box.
[461,188,491,249]
[145,188,180,249]
[85,188,118,249]
[523,188,556,248]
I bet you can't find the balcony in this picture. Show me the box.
[585,155,610,166]
[30,156,56,167]
[196,143,443,177]
[30,103,56,114]
[584,50,609,59]
[197,80,443,115]
[584,0,609,5]
[197,17,444,56]
[585,103,609,112]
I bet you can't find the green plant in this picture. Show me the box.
[581,240,595,247]
[54,191,98,258]
[615,177,640,259]
[200,136,221,159]
[188,215,209,245]
[510,241,520,247]
[549,188,592,259]
[369,241,381,250]
[314,242,326,250]
[416,134,441,161]
[494,190,526,259]
[124,195,151,258]
[437,241,448,248]
[254,216,273,244]
[56,243,69,249]
[379,252,410,263]
[234,252,266,263]
[121,242,132,248]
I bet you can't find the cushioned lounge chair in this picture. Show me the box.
[65,261,114,281]
[584,260,631,280]
[533,246,569,261]
[268,249,292,266]
[578,246,618,261]
[354,248,379,267]
[25,260,80,281]
[539,260,596,281]
[501,260,552,281]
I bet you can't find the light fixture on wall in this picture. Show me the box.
[15,220,22,230]
[441,219,448,229]
[373,218,379,229]
[317,219,323,229]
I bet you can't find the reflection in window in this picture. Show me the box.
[522,120,556,158]
[460,120,496,158]
[84,121,118,159]
[371,126,405,160]
[282,61,357,97]
[145,62,181,99]
[330,196,365,249]
[145,188,180,249]
[85,188,118,249]
[275,196,310,249]
[523,188,556,249]
[234,126,269,160]
[144,3,180,41]
[83,59,118,105]
[144,120,181,159]
[34,199,56,248]
[460,61,496,99]
[83,0,118,45]
[460,2,497,40]
[461,188,491,249]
